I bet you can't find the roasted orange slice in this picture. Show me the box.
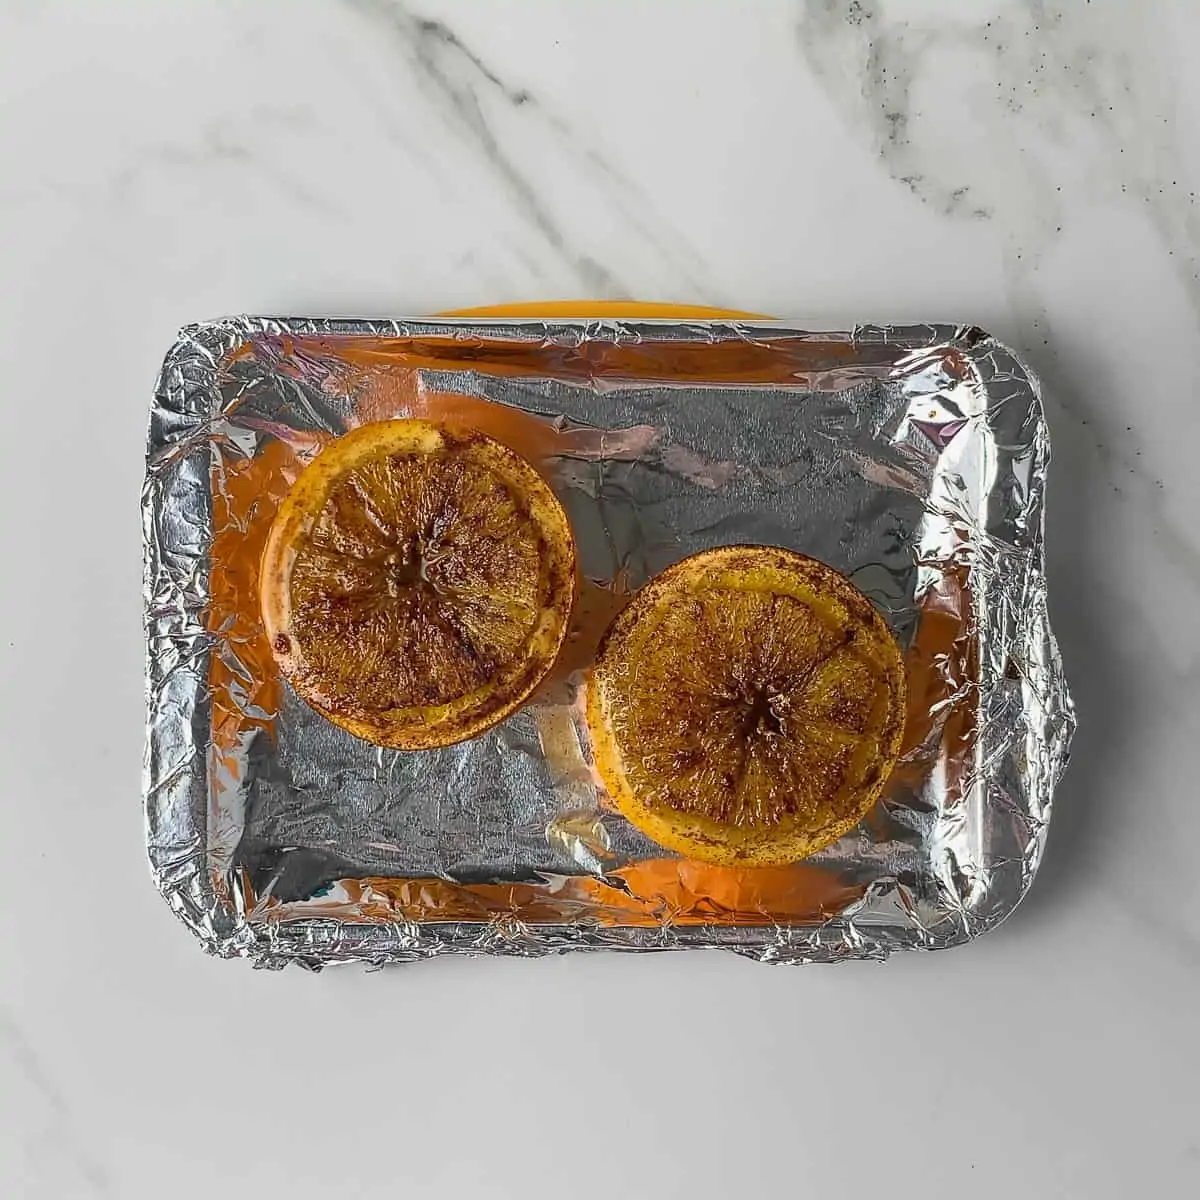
[586,546,906,866]
[260,419,576,749]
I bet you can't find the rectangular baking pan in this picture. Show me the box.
[142,312,1074,967]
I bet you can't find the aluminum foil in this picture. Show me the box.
[142,316,1075,968]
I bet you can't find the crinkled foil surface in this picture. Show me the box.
[143,317,1074,968]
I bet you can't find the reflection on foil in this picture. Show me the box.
[143,317,1074,967]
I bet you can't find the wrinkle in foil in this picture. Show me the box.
[142,317,1074,967]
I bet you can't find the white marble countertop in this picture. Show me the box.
[2,1,1198,1196]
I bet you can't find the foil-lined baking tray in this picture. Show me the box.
[142,315,1074,968]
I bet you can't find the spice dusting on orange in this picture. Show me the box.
[259,419,577,750]
[587,546,908,867]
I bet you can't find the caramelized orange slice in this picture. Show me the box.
[586,546,906,866]
[260,419,576,749]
